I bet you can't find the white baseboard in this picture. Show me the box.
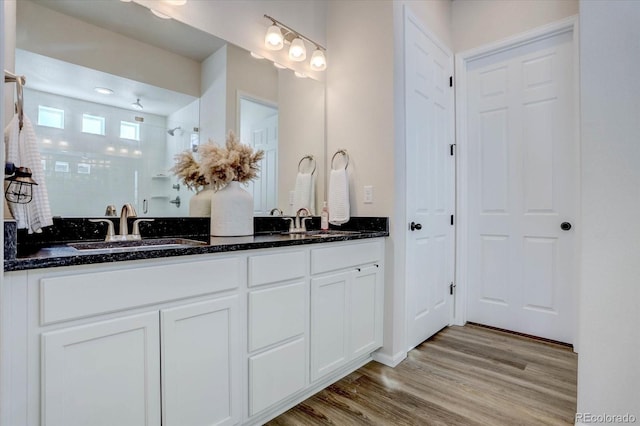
[372,350,407,367]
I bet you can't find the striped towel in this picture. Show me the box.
[4,114,53,233]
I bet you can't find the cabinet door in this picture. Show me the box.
[310,272,350,381]
[350,265,383,359]
[161,296,240,426]
[249,337,306,416]
[41,312,161,426]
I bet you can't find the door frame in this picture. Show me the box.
[453,16,580,338]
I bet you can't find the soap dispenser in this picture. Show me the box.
[321,201,329,230]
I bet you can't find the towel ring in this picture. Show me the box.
[331,149,349,170]
[298,155,316,175]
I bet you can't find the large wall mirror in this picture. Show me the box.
[15,0,325,217]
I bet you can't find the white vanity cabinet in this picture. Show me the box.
[1,238,385,426]
[3,255,242,426]
[246,249,308,417]
[310,241,384,382]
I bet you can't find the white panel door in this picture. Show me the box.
[41,312,161,426]
[465,28,577,343]
[161,296,240,426]
[404,9,455,350]
[247,113,278,216]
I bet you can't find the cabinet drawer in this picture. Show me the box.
[248,282,306,352]
[249,338,306,416]
[40,257,241,325]
[311,240,382,274]
[248,250,306,287]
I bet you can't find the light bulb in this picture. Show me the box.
[289,37,306,61]
[310,48,327,71]
[265,25,284,50]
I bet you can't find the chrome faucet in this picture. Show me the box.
[270,208,283,216]
[294,207,312,233]
[119,203,137,237]
[90,204,155,242]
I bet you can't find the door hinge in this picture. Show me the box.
[449,76,453,87]
[449,282,456,295]
[450,144,456,156]
[450,214,454,226]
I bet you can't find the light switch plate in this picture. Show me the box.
[364,185,373,204]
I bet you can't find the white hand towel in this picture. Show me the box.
[4,114,53,233]
[328,168,350,225]
[292,172,314,215]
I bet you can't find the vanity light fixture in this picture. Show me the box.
[273,62,287,70]
[131,98,144,110]
[310,48,327,71]
[263,14,327,71]
[162,0,187,5]
[294,71,307,79]
[289,37,306,62]
[250,52,265,59]
[94,87,114,95]
[265,24,284,50]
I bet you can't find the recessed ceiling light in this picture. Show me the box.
[250,52,264,59]
[59,141,69,147]
[107,146,115,152]
[120,148,129,154]
[273,62,287,69]
[150,9,171,19]
[94,87,114,95]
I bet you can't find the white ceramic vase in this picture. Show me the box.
[189,186,214,217]
[210,181,254,236]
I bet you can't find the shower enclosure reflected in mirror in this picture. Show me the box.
[14,0,325,217]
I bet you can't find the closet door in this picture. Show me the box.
[464,25,578,343]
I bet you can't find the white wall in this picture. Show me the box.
[200,46,228,146]
[452,0,578,52]
[3,0,16,126]
[577,0,640,420]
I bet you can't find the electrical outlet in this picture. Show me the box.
[364,185,373,204]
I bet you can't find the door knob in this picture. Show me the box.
[410,222,422,231]
[560,222,572,231]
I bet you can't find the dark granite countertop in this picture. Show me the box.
[4,217,389,272]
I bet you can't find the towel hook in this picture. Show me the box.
[331,149,349,170]
[298,155,316,175]
[4,70,25,131]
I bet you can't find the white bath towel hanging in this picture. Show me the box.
[292,171,316,215]
[328,168,350,225]
[4,114,53,233]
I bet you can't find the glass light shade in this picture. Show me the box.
[150,9,171,19]
[310,49,327,71]
[265,25,284,50]
[289,37,306,61]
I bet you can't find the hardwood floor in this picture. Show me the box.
[268,324,577,425]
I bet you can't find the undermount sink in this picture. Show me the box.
[68,238,208,252]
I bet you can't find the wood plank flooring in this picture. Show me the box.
[268,324,577,425]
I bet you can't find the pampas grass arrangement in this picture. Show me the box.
[171,131,264,192]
